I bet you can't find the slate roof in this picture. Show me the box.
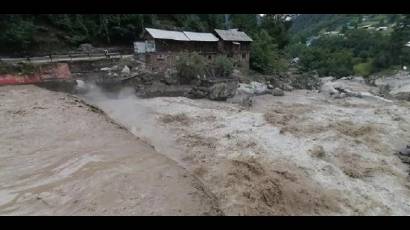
[182,31,219,42]
[214,29,253,42]
[145,28,189,41]
[145,28,219,42]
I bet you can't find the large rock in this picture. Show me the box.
[100,67,111,72]
[188,86,209,99]
[272,88,284,96]
[227,89,254,107]
[320,81,339,97]
[281,83,294,91]
[397,145,410,164]
[208,81,238,100]
[238,81,270,95]
[121,65,130,75]
[320,80,392,102]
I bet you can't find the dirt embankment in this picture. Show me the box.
[0,85,221,215]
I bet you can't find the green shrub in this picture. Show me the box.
[176,53,235,82]
[211,55,234,77]
[354,61,373,77]
[176,52,207,83]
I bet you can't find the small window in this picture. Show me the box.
[242,53,246,59]
[208,55,212,60]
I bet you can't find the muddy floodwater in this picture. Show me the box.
[0,85,220,215]
[1,83,410,215]
[80,85,410,215]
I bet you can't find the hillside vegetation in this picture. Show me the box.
[1,14,410,77]
[0,14,290,75]
[287,14,410,77]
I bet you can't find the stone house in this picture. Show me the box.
[214,29,253,70]
[134,28,253,73]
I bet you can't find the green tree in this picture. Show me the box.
[0,15,36,51]
[389,14,410,66]
[250,30,287,74]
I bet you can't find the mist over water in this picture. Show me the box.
[77,82,184,160]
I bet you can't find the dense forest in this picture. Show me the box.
[1,14,410,77]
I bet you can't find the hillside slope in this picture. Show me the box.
[289,14,402,41]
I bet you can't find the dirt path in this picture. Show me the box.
[0,85,221,215]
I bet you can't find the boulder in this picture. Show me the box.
[188,86,209,99]
[281,83,294,91]
[121,65,130,75]
[208,81,238,100]
[111,65,120,71]
[100,67,111,71]
[320,81,339,97]
[227,90,254,107]
[397,145,410,164]
[310,145,326,158]
[238,81,270,95]
[272,88,284,96]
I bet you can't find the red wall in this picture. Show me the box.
[0,63,71,86]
